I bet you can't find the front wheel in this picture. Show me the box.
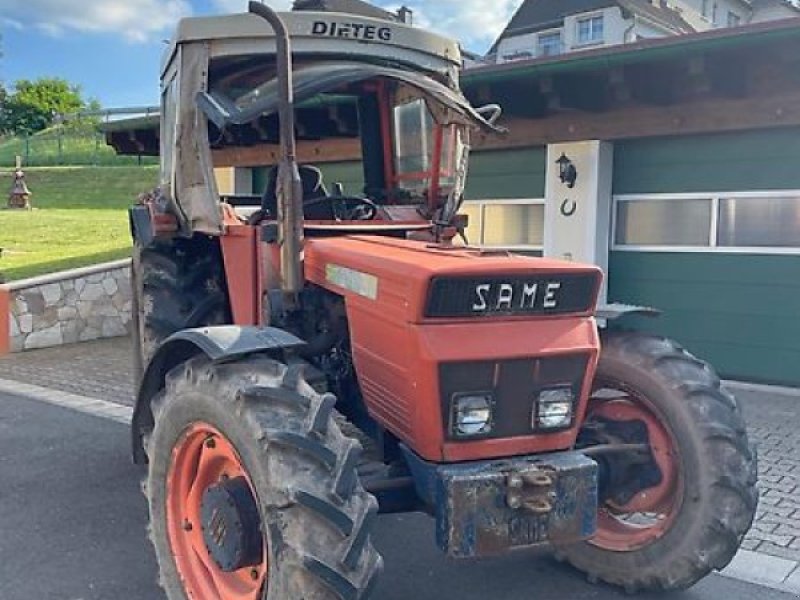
[144,355,382,599]
[557,332,757,592]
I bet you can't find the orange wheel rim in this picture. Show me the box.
[587,383,683,552]
[166,423,267,599]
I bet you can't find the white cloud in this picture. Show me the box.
[212,0,523,52]
[1,17,24,30]
[380,0,523,52]
[0,0,193,43]
[0,0,522,50]
[213,0,293,13]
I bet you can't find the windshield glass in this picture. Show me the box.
[392,97,469,202]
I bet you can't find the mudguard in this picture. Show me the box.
[596,302,661,321]
[131,326,305,463]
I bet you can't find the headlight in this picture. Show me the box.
[534,387,574,430]
[451,393,494,438]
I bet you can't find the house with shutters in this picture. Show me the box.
[488,0,800,63]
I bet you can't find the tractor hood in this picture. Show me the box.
[197,61,503,134]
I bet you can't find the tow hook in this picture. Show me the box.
[507,470,557,514]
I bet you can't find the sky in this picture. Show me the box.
[0,0,523,107]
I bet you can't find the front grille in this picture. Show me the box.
[426,274,599,319]
[440,355,589,440]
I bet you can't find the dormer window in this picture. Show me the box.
[537,31,562,56]
[576,15,604,45]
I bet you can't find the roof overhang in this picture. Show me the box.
[465,17,800,147]
[101,115,160,157]
[468,17,800,85]
[105,18,800,156]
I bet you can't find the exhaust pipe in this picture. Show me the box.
[248,1,304,307]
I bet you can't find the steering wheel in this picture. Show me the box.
[331,196,379,221]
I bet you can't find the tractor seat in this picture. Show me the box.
[260,164,334,220]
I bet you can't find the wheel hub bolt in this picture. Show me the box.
[205,437,216,449]
[250,568,259,580]
[183,520,193,532]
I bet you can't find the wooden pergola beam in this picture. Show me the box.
[473,89,800,149]
[212,137,362,168]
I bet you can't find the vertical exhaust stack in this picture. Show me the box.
[248,1,305,308]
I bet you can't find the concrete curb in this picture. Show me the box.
[0,377,132,425]
[724,379,800,399]
[2,258,132,290]
[720,549,800,594]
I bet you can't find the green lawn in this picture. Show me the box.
[0,166,157,281]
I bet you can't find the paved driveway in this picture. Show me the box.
[0,390,795,600]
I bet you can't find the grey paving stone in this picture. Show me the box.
[730,385,800,564]
[0,337,134,406]
[740,538,760,551]
[756,542,800,563]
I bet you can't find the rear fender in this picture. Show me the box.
[131,326,305,463]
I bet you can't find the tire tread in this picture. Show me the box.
[559,331,758,592]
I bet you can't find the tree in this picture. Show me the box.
[0,82,8,134]
[3,78,86,135]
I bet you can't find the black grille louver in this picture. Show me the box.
[426,273,598,319]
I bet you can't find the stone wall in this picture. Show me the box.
[6,259,132,352]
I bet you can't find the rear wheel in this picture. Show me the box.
[145,355,382,599]
[557,332,757,592]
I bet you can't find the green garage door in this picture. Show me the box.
[251,148,547,200]
[465,148,546,199]
[608,127,800,385]
[253,161,365,195]
[253,149,548,252]
[461,148,547,252]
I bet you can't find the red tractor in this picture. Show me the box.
[127,3,757,598]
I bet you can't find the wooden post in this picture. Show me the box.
[8,156,32,209]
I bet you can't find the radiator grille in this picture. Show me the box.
[426,274,598,318]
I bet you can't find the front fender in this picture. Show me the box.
[596,302,661,322]
[131,326,305,463]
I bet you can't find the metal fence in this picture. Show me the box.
[0,107,159,168]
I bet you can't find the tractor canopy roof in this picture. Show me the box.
[163,11,462,83]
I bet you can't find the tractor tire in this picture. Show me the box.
[132,236,230,369]
[556,331,757,593]
[144,354,383,600]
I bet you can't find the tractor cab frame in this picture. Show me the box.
[154,8,498,239]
